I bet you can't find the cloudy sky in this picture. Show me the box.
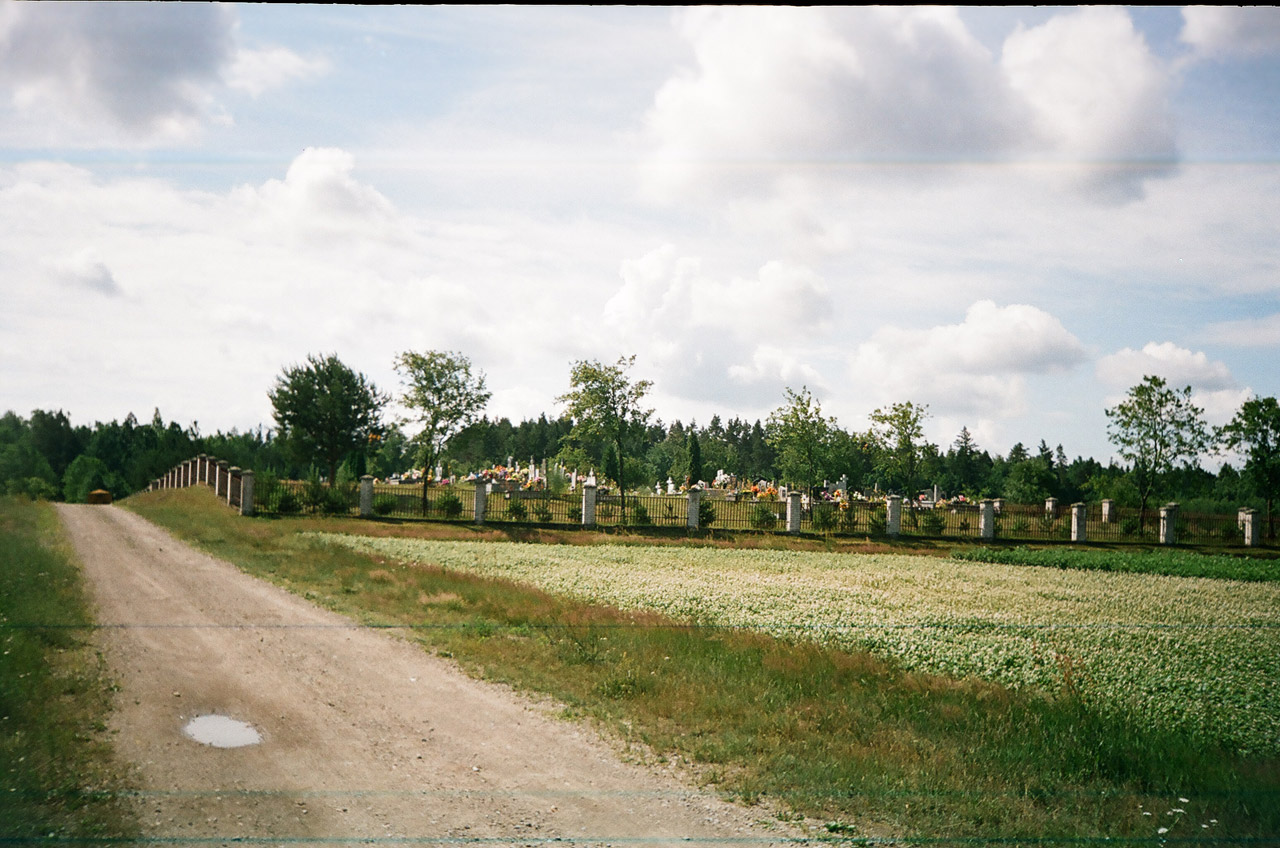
[2,5,1279,465]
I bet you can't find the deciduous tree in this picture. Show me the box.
[268,353,387,486]
[394,350,490,513]
[765,386,836,497]
[557,355,652,515]
[1219,395,1280,539]
[1105,375,1210,531]
[869,401,931,497]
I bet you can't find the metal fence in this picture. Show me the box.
[151,457,1275,548]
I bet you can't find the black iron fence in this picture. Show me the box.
[146,457,1276,549]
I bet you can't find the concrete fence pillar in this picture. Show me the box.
[473,483,487,525]
[216,461,229,499]
[687,487,702,530]
[228,468,241,507]
[1243,509,1260,547]
[886,495,902,538]
[359,475,374,517]
[197,454,208,484]
[1071,503,1087,543]
[581,479,597,527]
[979,499,995,541]
[786,491,803,533]
[1159,503,1179,545]
[1045,497,1058,518]
[1101,499,1115,524]
[240,471,255,516]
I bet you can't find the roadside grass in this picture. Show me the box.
[126,487,1280,842]
[0,497,139,842]
[953,545,1280,582]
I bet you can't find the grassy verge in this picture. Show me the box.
[126,487,1280,842]
[0,497,139,842]
[953,545,1280,582]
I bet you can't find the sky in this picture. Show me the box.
[2,4,1279,467]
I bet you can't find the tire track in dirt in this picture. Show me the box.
[56,504,803,846]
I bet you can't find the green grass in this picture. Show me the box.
[0,497,139,842]
[125,487,1280,843]
[952,545,1280,582]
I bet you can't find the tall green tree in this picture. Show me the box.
[557,355,653,515]
[765,386,836,497]
[394,350,490,513]
[687,430,703,487]
[1219,395,1280,539]
[268,353,387,486]
[1105,375,1210,531]
[869,401,932,496]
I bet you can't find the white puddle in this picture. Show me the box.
[183,714,262,748]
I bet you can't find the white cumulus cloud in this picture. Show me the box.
[1096,341,1237,391]
[846,300,1087,418]
[1180,6,1280,59]
[642,6,1176,201]
[0,3,323,143]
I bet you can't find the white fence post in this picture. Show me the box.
[240,471,255,516]
[1071,503,1087,543]
[1159,503,1179,545]
[1243,508,1260,547]
[1102,499,1114,523]
[582,478,597,527]
[979,499,995,541]
[886,495,902,538]
[786,491,803,533]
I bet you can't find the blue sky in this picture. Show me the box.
[2,5,1278,466]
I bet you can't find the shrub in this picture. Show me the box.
[506,500,528,521]
[1120,516,1142,537]
[533,505,553,523]
[320,485,353,515]
[434,492,463,519]
[267,487,301,515]
[919,509,946,536]
[698,499,717,528]
[750,503,778,530]
[811,504,838,532]
[372,493,397,516]
[630,503,652,525]
[569,505,583,523]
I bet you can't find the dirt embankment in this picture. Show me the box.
[56,504,803,846]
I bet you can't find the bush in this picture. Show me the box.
[919,509,946,535]
[434,491,463,519]
[266,487,301,515]
[698,499,717,528]
[533,505,553,523]
[372,493,397,516]
[811,504,838,533]
[506,499,528,521]
[569,505,583,523]
[630,503,652,525]
[750,503,778,530]
[320,485,354,515]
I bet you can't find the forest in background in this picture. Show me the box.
[0,405,1262,515]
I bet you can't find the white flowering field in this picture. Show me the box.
[314,534,1280,755]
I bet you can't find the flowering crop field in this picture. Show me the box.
[314,534,1280,756]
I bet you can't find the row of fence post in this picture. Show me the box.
[150,454,255,517]
[148,457,1265,546]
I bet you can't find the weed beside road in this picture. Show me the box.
[126,487,1280,843]
[0,497,139,842]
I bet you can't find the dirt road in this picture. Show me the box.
[57,504,803,846]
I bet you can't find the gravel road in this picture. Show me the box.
[56,504,804,847]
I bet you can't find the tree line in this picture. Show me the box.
[3,352,1277,538]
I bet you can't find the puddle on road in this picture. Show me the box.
[183,714,262,748]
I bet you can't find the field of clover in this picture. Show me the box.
[313,534,1280,755]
